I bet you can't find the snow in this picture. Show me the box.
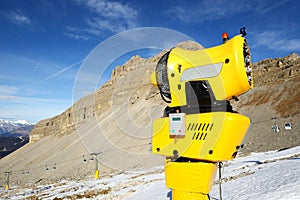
[1,146,299,200]
[0,119,32,126]
[11,120,31,125]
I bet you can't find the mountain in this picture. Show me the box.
[0,119,34,136]
[0,42,299,188]
[235,53,299,153]
[0,119,33,158]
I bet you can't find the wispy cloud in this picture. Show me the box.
[0,95,71,123]
[64,32,91,41]
[8,9,32,26]
[23,59,83,90]
[32,59,43,74]
[86,17,134,34]
[64,26,104,40]
[0,84,70,108]
[0,95,22,101]
[0,85,40,100]
[81,0,137,20]
[0,85,20,96]
[66,0,138,40]
[42,59,83,81]
[4,9,43,31]
[254,0,292,14]
[0,95,67,104]
[252,31,300,52]
[165,0,292,24]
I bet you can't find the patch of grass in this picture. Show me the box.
[59,187,112,199]
[24,196,39,200]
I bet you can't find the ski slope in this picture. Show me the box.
[1,146,299,200]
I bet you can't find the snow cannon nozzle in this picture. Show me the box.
[240,27,247,37]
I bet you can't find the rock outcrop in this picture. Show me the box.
[29,40,203,143]
[30,55,159,143]
[253,53,299,86]
[234,53,299,153]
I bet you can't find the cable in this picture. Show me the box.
[1,142,152,178]
[207,194,211,200]
[218,162,223,200]
[2,113,295,181]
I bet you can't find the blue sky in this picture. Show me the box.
[0,0,299,123]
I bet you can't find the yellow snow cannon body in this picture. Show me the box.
[150,28,253,199]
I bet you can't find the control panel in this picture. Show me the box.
[169,113,186,136]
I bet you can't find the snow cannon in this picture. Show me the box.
[150,27,253,199]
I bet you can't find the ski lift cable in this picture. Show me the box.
[1,113,294,176]
[1,143,151,176]
[1,115,295,178]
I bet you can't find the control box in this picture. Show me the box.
[169,113,186,136]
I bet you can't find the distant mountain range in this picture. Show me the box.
[0,119,34,158]
[0,119,34,136]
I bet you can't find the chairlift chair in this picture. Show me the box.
[272,125,280,133]
[284,123,292,130]
[82,155,87,163]
[89,155,94,161]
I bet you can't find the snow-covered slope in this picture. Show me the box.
[1,146,299,199]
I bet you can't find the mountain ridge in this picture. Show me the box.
[0,119,34,136]
[0,119,32,158]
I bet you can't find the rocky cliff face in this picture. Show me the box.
[238,53,300,117]
[29,41,203,143]
[234,53,299,153]
[253,53,299,86]
[29,54,161,143]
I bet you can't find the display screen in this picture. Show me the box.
[172,117,181,121]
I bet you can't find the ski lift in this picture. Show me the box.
[89,154,94,161]
[284,123,292,130]
[272,125,280,133]
[90,156,94,162]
